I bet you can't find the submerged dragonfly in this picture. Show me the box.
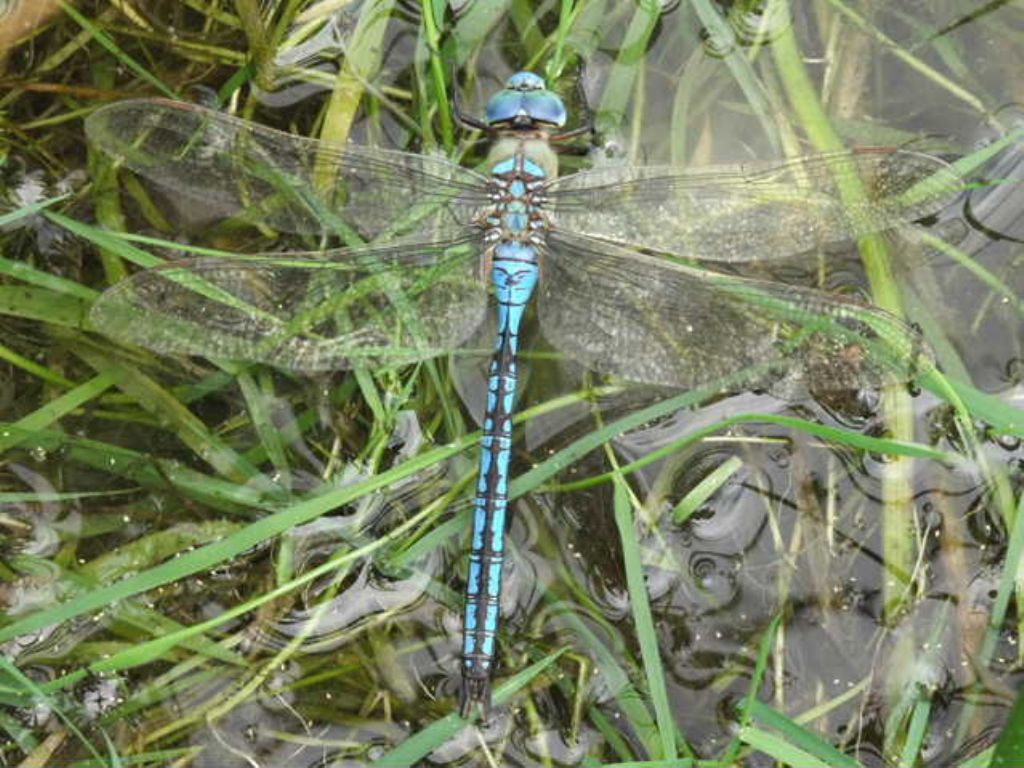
[86,71,957,716]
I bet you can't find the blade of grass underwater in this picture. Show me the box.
[89,126,131,284]
[421,0,454,150]
[822,0,986,113]
[315,0,397,173]
[946,126,1024,178]
[722,612,782,764]
[48,212,164,270]
[0,341,75,387]
[974,490,1024,694]
[74,347,265,485]
[672,455,743,524]
[895,126,1024,212]
[689,0,780,153]
[548,0,577,76]
[0,256,97,300]
[96,731,124,768]
[58,1,177,99]
[234,0,274,90]
[0,285,90,327]
[110,601,244,667]
[371,649,568,765]
[743,699,861,768]
[0,708,34,756]
[538,592,665,762]
[0,372,115,453]
[0,423,275,511]
[96,658,232,724]
[0,656,104,764]
[547,410,953,495]
[595,2,661,135]
[926,372,1024,437]
[0,433,471,649]
[897,696,933,768]
[581,761,697,768]
[899,273,981,388]
[29,494,432,689]
[736,727,834,768]
[513,382,729,494]
[0,193,69,228]
[911,229,1024,320]
[235,370,290,480]
[68,748,199,768]
[610,474,677,761]
[772,3,927,637]
[55,527,249,666]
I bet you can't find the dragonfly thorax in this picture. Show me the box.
[482,139,553,247]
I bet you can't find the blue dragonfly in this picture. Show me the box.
[85,71,958,717]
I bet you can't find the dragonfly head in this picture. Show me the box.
[485,71,567,131]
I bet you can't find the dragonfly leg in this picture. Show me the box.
[452,69,493,133]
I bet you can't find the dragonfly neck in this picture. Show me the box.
[487,135,559,181]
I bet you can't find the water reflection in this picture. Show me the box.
[540,344,1024,759]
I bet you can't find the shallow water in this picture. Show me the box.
[1,1,1023,766]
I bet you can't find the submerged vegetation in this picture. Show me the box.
[0,1,1023,766]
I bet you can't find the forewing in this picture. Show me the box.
[85,99,489,240]
[90,238,488,371]
[539,232,933,391]
[546,150,961,262]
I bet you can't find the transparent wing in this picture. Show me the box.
[539,232,933,391]
[546,150,961,262]
[90,238,488,371]
[85,98,490,240]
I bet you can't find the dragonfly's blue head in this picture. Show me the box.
[485,71,567,130]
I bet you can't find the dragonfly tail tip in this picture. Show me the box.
[459,676,492,719]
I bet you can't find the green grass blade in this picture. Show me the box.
[372,650,568,765]
[672,455,743,523]
[0,286,90,327]
[0,193,69,228]
[991,683,1024,766]
[744,699,861,768]
[0,436,470,648]
[611,476,678,760]
[0,656,104,763]
[0,373,115,453]
[58,1,177,99]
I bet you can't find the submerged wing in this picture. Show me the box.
[90,238,488,371]
[539,232,933,391]
[85,99,489,240]
[546,150,961,262]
